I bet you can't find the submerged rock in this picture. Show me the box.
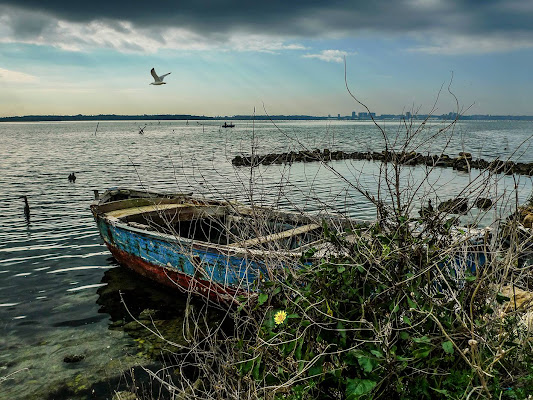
[109,319,125,329]
[475,198,493,210]
[438,198,469,214]
[63,354,85,363]
[523,213,533,229]
[138,309,158,321]
[458,152,472,160]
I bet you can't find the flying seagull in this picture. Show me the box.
[150,68,171,85]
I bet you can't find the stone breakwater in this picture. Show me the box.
[232,150,533,176]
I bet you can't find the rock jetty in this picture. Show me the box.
[232,150,533,176]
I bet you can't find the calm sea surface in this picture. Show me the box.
[0,119,532,398]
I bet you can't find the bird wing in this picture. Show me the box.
[158,72,171,81]
[150,68,160,82]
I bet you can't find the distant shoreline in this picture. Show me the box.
[0,114,532,122]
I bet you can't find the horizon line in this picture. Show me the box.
[1,113,532,122]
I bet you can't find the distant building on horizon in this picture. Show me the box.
[358,112,375,119]
[447,112,457,119]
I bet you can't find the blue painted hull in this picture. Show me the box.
[94,214,275,302]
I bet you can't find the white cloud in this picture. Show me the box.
[0,67,38,83]
[228,35,306,53]
[302,49,353,63]
[0,7,306,54]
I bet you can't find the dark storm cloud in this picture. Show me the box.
[6,8,56,40]
[1,0,531,38]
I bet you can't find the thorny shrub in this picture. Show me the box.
[152,76,533,400]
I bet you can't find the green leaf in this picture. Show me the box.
[252,354,262,380]
[257,293,268,306]
[357,356,374,373]
[403,316,412,325]
[240,359,254,375]
[337,321,346,339]
[412,336,431,344]
[407,297,417,309]
[370,350,383,358]
[308,365,323,376]
[295,339,303,359]
[413,347,431,359]
[431,387,449,395]
[262,315,274,331]
[496,292,511,304]
[442,341,454,355]
[396,355,411,362]
[465,274,476,282]
[297,360,305,372]
[337,266,346,273]
[346,378,377,400]
[308,356,324,376]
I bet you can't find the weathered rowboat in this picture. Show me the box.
[90,188,495,304]
[90,188,329,303]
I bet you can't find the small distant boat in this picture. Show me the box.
[91,188,331,303]
[222,122,235,128]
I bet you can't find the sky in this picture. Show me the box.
[0,0,532,117]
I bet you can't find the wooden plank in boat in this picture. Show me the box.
[229,223,320,247]
[106,203,196,219]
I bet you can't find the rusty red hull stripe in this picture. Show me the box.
[106,244,244,303]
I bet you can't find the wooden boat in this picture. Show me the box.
[90,188,329,303]
[222,122,235,128]
[90,188,494,304]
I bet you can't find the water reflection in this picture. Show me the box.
[96,264,190,323]
[96,264,226,363]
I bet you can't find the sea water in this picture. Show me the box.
[0,119,532,398]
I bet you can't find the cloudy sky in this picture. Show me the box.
[0,0,531,117]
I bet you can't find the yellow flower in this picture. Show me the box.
[274,310,287,325]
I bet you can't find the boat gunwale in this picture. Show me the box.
[91,189,366,258]
[94,211,324,258]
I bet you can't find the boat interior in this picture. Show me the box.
[96,194,324,251]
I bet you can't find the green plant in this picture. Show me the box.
[244,222,533,399]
